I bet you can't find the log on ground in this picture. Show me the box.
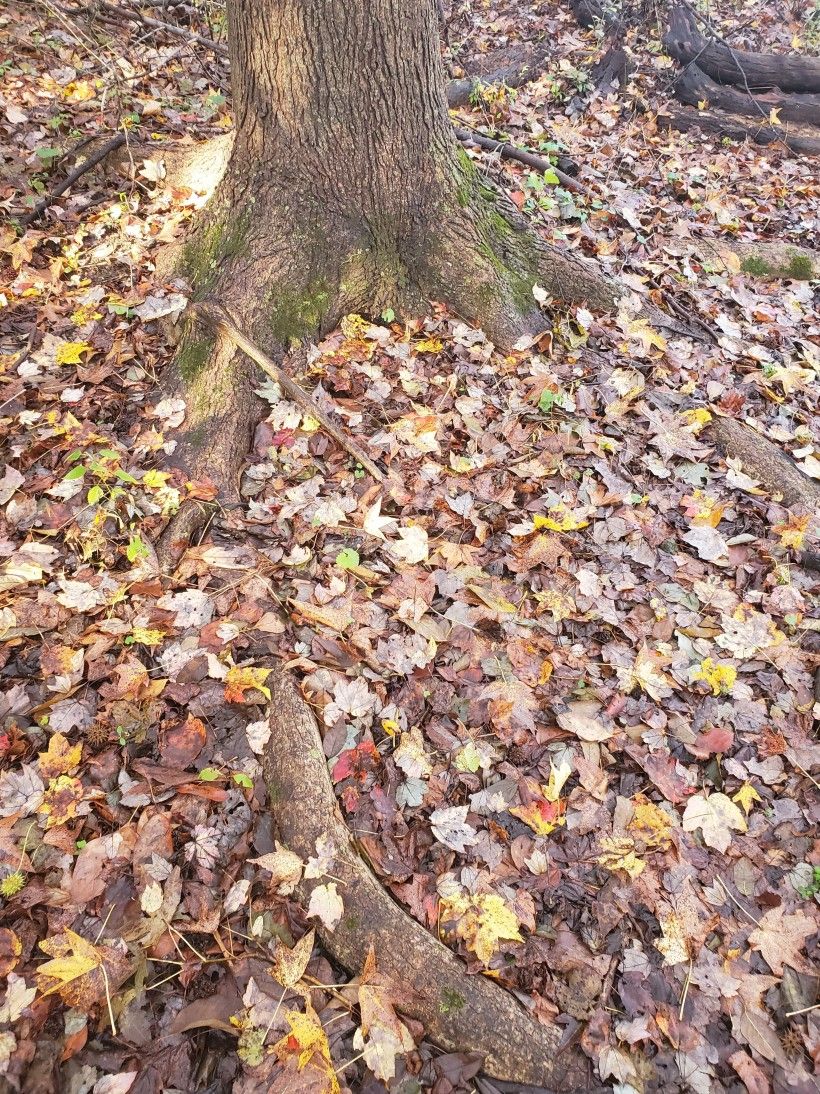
[709,418,820,510]
[674,63,820,129]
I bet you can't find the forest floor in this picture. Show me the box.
[0,2,818,1093]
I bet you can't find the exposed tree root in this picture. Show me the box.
[659,104,820,157]
[709,418,820,510]
[674,63,820,129]
[696,239,818,281]
[665,3,820,94]
[454,127,585,192]
[259,667,595,1089]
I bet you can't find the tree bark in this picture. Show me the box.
[674,63,820,129]
[161,0,627,516]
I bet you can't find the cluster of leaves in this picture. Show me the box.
[0,1,818,1092]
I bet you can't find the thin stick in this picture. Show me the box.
[19,132,126,226]
[192,301,386,482]
[93,0,229,58]
[714,876,761,927]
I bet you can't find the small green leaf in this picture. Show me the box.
[64,464,86,480]
[126,535,149,563]
[232,772,253,789]
[538,389,558,413]
[335,547,360,570]
[87,484,104,505]
[199,768,222,782]
[35,146,61,161]
[543,167,560,185]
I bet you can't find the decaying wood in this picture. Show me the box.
[260,667,593,1089]
[709,418,820,510]
[665,4,820,94]
[191,302,385,482]
[697,239,818,280]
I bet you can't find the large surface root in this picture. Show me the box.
[260,667,594,1090]
[709,418,820,511]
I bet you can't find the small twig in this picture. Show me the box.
[785,1002,820,1018]
[454,126,590,196]
[19,131,126,226]
[192,301,386,482]
[714,876,761,927]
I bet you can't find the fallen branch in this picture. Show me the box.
[191,301,386,482]
[93,0,228,58]
[709,418,820,510]
[260,666,593,1088]
[19,131,126,226]
[454,127,587,194]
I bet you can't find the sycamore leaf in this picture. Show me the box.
[682,792,746,853]
[354,946,415,1081]
[440,892,522,965]
[273,1002,340,1094]
[429,805,478,853]
[38,733,82,779]
[224,665,272,703]
[270,929,315,989]
[307,883,343,931]
[746,907,814,975]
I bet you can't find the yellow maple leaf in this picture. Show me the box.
[38,732,82,779]
[270,929,315,990]
[56,341,92,366]
[36,930,100,996]
[533,506,588,533]
[129,627,165,647]
[273,1002,340,1093]
[732,781,762,815]
[596,836,645,879]
[691,657,736,696]
[680,408,712,434]
[769,106,781,126]
[440,892,522,965]
[37,775,84,829]
[224,665,272,703]
[414,337,443,353]
[628,796,673,851]
[70,304,102,326]
[773,513,810,551]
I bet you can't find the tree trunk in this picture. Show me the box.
[161,0,624,520]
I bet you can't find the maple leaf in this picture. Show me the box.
[628,796,673,850]
[429,805,478,852]
[440,891,522,965]
[307,882,343,931]
[691,657,737,696]
[37,775,83,829]
[481,677,538,737]
[394,726,432,780]
[36,929,130,1013]
[597,836,645,879]
[731,782,762,815]
[273,1002,340,1094]
[362,497,397,541]
[223,665,272,703]
[354,947,415,1081]
[746,907,814,975]
[270,929,314,989]
[510,795,566,837]
[387,525,429,564]
[682,792,746,853]
[250,843,303,895]
[773,513,810,551]
[617,645,674,701]
[655,911,690,966]
[37,732,82,779]
[56,341,92,366]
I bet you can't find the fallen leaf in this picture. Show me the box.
[682,792,747,852]
[307,882,344,931]
[746,907,814,975]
